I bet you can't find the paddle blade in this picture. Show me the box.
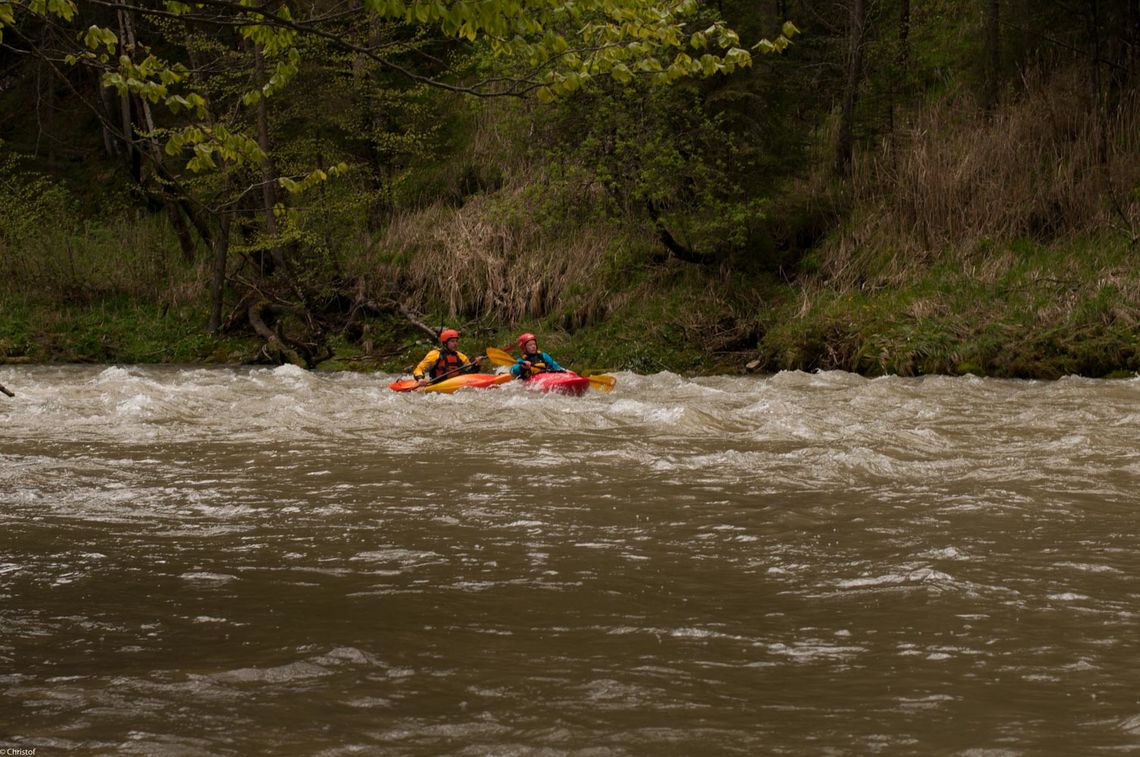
[586,374,617,392]
[388,379,420,392]
[485,346,515,367]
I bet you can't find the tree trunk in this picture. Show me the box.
[178,198,214,251]
[116,2,141,182]
[835,0,866,178]
[1087,0,1101,94]
[984,0,1001,111]
[1087,0,1109,163]
[209,192,232,333]
[352,5,393,229]
[253,45,285,272]
[1130,0,1140,80]
[96,77,120,159]
[167,202,197,262]
[645,200,717,264]
[248,300,306,367]
[889,0,911,136]
[123,28,200,263]
[35,56,55,163]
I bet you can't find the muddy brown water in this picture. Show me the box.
[1,365,1138,754]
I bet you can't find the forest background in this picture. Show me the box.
[1,0,1138,379]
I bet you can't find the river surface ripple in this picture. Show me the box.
[1,365,1138,755]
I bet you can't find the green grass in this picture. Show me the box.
[1,294,255,364]
[3,143,1137,379]
[5,219,1137,379]
[753,232,1140,378]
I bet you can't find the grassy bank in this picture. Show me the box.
[473,231,1139,379]
[4,228,1135,380]
[2,70,1137,379]
[0,293,252,364]
[756,235,1140,378]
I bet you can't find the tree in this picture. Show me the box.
[985,0,1000,111]
[1,0,794,364]
[834,0,866,177]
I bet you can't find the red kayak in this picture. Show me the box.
[524,371,591,396]
[483,346,616,395]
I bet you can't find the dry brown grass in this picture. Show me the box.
[350,179,619,323]
[819,66,1140,288]
[338,96,626,325]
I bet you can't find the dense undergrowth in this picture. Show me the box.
[2,65,1138,378]
[2,224,1137,379]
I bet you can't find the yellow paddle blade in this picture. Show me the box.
[586,374,617,392]
[485,346,515,366]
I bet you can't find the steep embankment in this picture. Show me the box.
[344,70,1140,378]
[2,71,1138,377]
[753,71,1140,378]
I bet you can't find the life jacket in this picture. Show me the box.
[430,349,465,379]
[520,351,549,377]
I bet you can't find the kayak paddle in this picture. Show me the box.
[388,355,488,392]
[485,346,516,367]
[582,373,617,392]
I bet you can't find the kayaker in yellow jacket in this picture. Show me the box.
[414,329,484,386]
[511,332,567,379]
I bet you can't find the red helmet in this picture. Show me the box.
[517,332,536,349]
[439,328,460,343]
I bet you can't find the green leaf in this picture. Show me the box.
[46,0,76,21]
[82,25,117,53]
[724,47,751,70]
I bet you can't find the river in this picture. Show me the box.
[1,365,1138,754]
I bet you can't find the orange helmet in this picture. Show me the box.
[439,328,460,343]
[517,332,536,349]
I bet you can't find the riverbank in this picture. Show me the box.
[3,229,1137,379]
[4,54,1136,380]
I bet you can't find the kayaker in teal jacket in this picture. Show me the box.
[511,332,566,379]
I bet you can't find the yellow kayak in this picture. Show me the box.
[389,373,513,394]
